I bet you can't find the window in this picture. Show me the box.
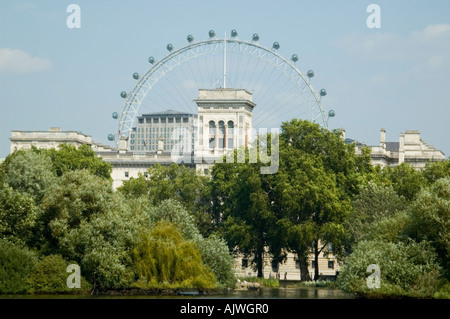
[271,260,279,272]
[125,172,129,178]
[218,121,225,134]
[311,261,316,268]
[295,259,300,269]
[176,117,181,123]
[168,118,174,123]
[138,118,144,124]
[228,138,234,149]
[328,261,334,269]
[209,121,215,135]
[228,121,234,134]
[241,259,248,268]
[183,117,188,123]
[209,137,215,149]
[161,117,166,123]
[218,138,224,149]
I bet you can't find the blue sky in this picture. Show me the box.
[0,0,449,158]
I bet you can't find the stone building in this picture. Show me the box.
[348,128,446,168]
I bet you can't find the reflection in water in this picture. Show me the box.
[224,287,356,299]
[0,287,357,299]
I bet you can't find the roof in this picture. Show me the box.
[385,142,399,152]
[140,110,196,117]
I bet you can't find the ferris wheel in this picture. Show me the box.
[109,29,335,145]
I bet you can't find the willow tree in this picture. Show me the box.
[132,221,216,289]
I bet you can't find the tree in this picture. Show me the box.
[61,195,147,291]
[132,221,216,289]
[145,199,236,287]
[275,120,361,280]
[337,240,442,298]
[39,169,115,254]
[27,254,91,293]
[0,185,40,246]
[211,148,277,278]
[44,144,112,180]
[344,181,407,252]
[381,162,427,201]
[403,177,450,278]
[119,164,211,235]
[1,149,57,203]
[423,159,450,184]
[0,239,38,294]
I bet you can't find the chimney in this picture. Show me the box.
[380,128,386,149]
[399,132,405,164]
[340,128,346,141]
[119,136,127,154]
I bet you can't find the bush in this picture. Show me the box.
[337,240,442,298]
[0,240,38,294]
[27,255,91,294]
[132,221,217,290]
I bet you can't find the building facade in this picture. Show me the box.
[350,128,446,168]
[129,110,197,153]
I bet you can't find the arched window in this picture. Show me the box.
[218,121,225,135]
[209,120,215,135]
[227,121,234,134]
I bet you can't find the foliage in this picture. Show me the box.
[39,169,115,253]
[0,240,38,294]
[27,255,91,294]
[145,199,236,287]
[132,221,216,289]
[211,147,277,278]
[1,149,57,203]
[344,181,407,251]
[119,163,211,235]
[195,234,237,288]
[44,144,112,180]
[0,185,40,246]
[403,177,450,278]
[423,160,450,184]
[60,193,147,291]
[381,163,427,201]
[337,240,442,298]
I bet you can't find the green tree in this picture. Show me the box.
[337,240,442,298]
[423,159,450,184]
[146,199,236,287]
[27,255,91,293]
[132,221,216,289]
[0,185,40,246]
[0,239,38,294]
[119,164,211,235]
[44,144,112,179]
[275,120,361,280]
[39,169,115,253]
[344,181,407,252]
[61,196,146,291]
[1,149,57,203]
[211,148,277,278]
[381,162,427,201]
[403,177,450,278]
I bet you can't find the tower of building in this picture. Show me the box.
[195,88,255,160]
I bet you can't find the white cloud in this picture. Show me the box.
[331,24,450,66]
[0,48,52,74]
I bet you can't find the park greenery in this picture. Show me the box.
[0,120,449,298]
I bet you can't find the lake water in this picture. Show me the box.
[0,287,358,299]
